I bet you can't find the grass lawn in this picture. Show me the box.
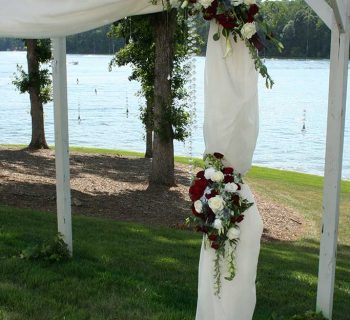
[0,206,349,320]
[0,146,349,319]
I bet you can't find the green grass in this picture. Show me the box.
[1,145,349,318]
[0,206,349,320]
[246,166,350,244]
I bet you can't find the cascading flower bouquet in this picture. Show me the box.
[152,0,283,88]
[187,152,253,295]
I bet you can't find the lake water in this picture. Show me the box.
[0,51,349,179]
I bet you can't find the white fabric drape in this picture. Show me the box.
[203,22,259,175]
[0,0,163,38]
[197,22,263,320]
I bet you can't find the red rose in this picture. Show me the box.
[208,234,218,241]
[249,33,264,51]
[196,170,205,179]
[202,0,218,20]
[205,189,219,199]
[223,167,234,175]
[224,175,234,183]
[236,215,244,223]
[247,4,259,22]
[232,194,240,205]
[231,215,244,223]
[211,242,220,250]
[213,152,224,159]
[207,210,216,224]
[215,14,236,29]
[189,179,208,201]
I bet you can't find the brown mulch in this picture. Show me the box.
[0,146,308,241]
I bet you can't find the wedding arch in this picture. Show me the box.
[0,0,348,318]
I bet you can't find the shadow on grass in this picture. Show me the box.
[0,206,349,320]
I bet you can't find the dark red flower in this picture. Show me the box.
[215,14,236,29]
[224,175,234,183]
[232,194,240,205]
[189,179,208,201]
[231,215,244,224]
[247,4,259,22]
[211,242,220,250]
[236,215,244,223]
[207,210,216,224]
[249,33,265,51]
[213,152,224,159]
[205,189,219,199]
[208,233,218,242]
[196,170,205,179]
[223,167,234,175]
[202,0,218,20]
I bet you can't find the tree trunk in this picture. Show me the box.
[26,39,49,150]
[145,99,153,158]
[149,11,177,186]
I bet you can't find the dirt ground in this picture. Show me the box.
[0,146,308,241]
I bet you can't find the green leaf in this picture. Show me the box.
[213,32,221,41]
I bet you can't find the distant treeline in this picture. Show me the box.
[0,0,331,59]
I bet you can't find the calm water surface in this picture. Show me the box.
[0,52,349,179]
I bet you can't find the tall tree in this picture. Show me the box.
[110,13,196,180]
[13,39,52,149]
[150,10,178,185]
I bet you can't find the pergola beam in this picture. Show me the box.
[331,0,347,33]
[304,0,333,30]
[316,11,349,318]
[52,37,73,255]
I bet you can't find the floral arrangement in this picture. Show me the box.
[187,152,253,295]
[152,0,283,88]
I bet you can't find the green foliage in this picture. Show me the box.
[260,0,330,58]
[109,14,202,142]
[20,233,70,262]
[12,39,52,104]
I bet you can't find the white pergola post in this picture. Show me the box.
[52,37,73,255]
[316,1,349,318]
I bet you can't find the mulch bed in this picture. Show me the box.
[0,146,308,241]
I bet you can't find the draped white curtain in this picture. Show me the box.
[196,22,263,320]
[0,0,163,38]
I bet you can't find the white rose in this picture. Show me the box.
[199,0,215,9]
[194,200,203,213]
[241,22,257,40]
[211,171,224,183]
[244,0,256,5]
[204,167,216,180]
[213,218,223,230]
[231,0,243,6]
[227,227,241,240]
[224,182,238,193]
[208,195,224,213]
